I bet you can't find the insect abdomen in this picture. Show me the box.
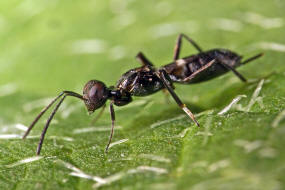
[163,49,242,84]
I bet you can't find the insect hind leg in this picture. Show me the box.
[173,33,203,61]
[217,58,247,82]
[241,53,264,65]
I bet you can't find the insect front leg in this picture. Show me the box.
[105,101,116,153]
[173,33,203,61]
[156,70,200,127]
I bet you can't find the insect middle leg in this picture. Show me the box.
[136,52,174,103]
[136,52,154,66]
[173,33,203,61]
[156,70,200,126]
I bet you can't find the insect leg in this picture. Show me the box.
[136,52,154,66]
[241,53,264,65]
[90,104,106,125]
[105,101,115,153]
[173,33,203,61]
[183,59,216,82]
[156,70,200,127]
[218,59,247,82]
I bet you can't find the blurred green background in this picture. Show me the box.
[0,0,285,189]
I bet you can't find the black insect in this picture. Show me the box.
[23,34,263,155]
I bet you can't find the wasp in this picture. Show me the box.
[23,34,263,155]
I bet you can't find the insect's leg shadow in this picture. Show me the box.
[173,33,203,61]
[90,104,106,125]
[156,70,200,127]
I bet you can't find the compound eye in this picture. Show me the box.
[88,84,102,100]
[83,80,109,113]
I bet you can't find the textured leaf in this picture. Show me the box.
[0,0,285,189]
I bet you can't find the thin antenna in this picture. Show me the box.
[22,92,65,139]
[37,95,66,155]
[23,91,84,139]
[22,91,84,155]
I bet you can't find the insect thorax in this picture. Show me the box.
[116,68,163,96]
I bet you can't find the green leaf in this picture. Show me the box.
[1,0,285,189]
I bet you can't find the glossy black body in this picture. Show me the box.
[23,34,263,155]
[116,66,164,96]
[163,49,242,84]
[114,48,242,101]
[100,46,258,109]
